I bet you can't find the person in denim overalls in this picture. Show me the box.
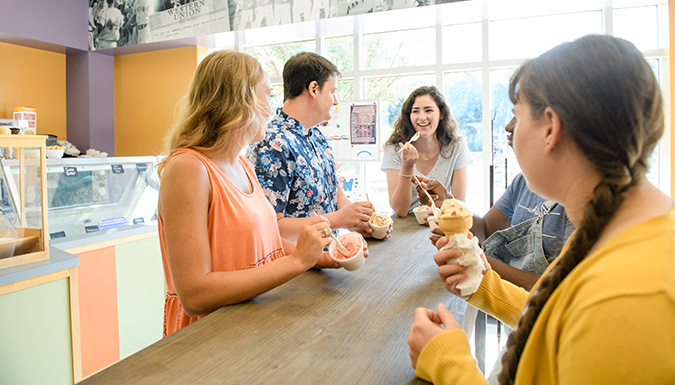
[421,119,574,291]
[424,174,573,289]
[483,199,557,274]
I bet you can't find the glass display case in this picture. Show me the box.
[0,134,49,268]
[0,156,159,240]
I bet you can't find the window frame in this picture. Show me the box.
[211,0,670,213]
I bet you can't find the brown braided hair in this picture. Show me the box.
[498,35,664,384]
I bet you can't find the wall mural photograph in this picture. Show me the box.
[88,0,466,50]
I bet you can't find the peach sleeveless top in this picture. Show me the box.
[158,149,285,336]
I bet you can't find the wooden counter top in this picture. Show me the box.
[79,215,469,384]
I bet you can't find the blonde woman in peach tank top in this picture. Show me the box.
[157,51,337,336]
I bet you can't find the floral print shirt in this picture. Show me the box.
[247,109,338,218]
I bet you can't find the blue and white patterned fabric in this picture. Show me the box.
[247,108,338,218]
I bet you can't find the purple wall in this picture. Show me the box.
[88,52,115,155]
[66,51,115,156]
[2,0,114,155]
[0,0,88,51]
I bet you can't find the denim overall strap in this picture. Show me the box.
[541,200,557,215]
[482,200,557,275]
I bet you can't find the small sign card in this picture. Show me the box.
[111,164,124,174]
[64,167,78,177]
[50,231,66,239]
[99,217,128,230]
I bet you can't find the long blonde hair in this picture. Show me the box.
[158,50,268,175]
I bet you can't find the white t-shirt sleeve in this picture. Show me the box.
[452,137,472,170]
[381,144,401,171]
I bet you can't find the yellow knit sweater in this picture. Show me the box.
[416,208,675,384]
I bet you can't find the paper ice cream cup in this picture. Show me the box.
[428,215,440,232]
[329,233,366,271]
[412,205,431,225]
[368,213,391,240]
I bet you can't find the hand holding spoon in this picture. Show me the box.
[414,175,439,216]
[311,211,350,255]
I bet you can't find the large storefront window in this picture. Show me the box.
[489,12,602,60]
[363,28,436,69]
[219,0,669,216]
[245,40,315,78]
[363,73,436,136]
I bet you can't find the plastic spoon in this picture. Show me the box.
[398,132,421,153]
[407,132,420,144]
[414,175,439,216]
[330,231,351,255]
[311,211,350,255]
[365,192,375,211]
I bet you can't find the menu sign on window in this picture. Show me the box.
[322,100,380,161]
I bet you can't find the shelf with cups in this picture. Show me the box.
[0,134,50,269]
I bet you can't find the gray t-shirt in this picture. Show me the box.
[381,137,472,213]
[494,173,575,262]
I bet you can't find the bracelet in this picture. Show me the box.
[399,173,412,178]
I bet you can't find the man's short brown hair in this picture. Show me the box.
[282,52,341,101]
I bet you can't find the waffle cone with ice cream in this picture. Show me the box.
[438,199,483,297]
[438,199,473,237]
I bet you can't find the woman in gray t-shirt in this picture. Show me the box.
[381,86,471,217]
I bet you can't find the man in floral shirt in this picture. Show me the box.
[248,52,383,241]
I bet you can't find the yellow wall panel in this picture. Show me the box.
[670,0,674,197]
[0,42,67,140]
[114,46,206,156]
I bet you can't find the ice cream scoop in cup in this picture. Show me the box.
[329,232,366,271]
[369,213,391,239]
[428,214,440,233]
[413,205,432,225]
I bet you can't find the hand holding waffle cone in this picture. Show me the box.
[437,199,485,297]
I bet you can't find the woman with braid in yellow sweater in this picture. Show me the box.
[407,34,675,385]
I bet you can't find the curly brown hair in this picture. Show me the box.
[498,35,664,385]
[385,86,459,156]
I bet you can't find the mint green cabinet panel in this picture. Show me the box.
[115,236,164,359]
[0,278,74,385]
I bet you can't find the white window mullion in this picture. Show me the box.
[481,15,492,208]
[604,3,613,35]
[436,14,444,89]
[353,30,363,98]
[316,19,327,57]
